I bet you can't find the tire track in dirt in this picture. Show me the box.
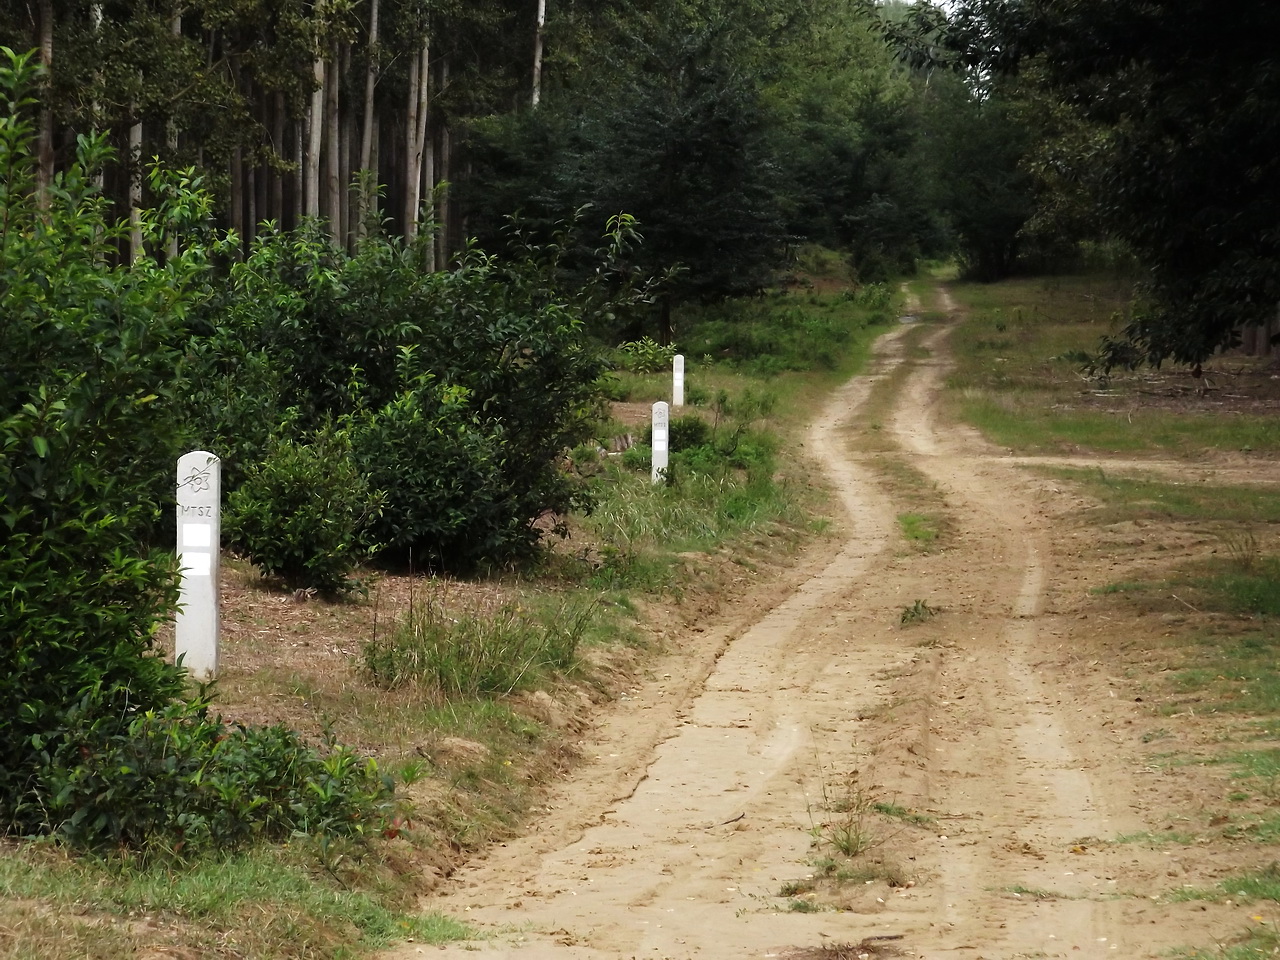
[384,289,1247,960]
[384,326,925,959]
[868,288,1243,959]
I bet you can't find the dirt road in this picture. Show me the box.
[385,289,1249,960]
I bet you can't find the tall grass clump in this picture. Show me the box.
[364,592,593,696]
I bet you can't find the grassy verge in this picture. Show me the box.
[945,273,1280,456]
[0,273,898,958]
[0,841,470,959]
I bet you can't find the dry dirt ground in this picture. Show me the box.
[378,286,1276,960]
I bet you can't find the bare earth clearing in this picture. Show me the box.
[381,286,1272,960]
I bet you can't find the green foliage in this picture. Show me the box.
[0,51,200,833]
[363,594,591,697]
[226,429,380,595]
[906,0,1280,364]
[900,599,939,625]
[187,219,625,569]
[618,337,678,373]
[682,293,889,376]
[35,695,395,858]
[668,415,713,452]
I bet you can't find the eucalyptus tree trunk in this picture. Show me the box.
[305,56,324,219]
[271,91,285,224]
[129,106,143,260]
[357,0,379,237]
[293,120,305,225]
[532,0,546,107]
[36,0,53,205]
[339,43,353,246]
[325,39,341,234]
[436,55,451,261]
[167,8,180,258]
[403,35,429,240]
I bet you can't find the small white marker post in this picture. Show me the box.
[651,401,669,484]
[175,450,221,680]
[673,354,685,407]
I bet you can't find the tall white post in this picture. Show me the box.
[673,354,685,407]
[651,401,669,484]
[175,451,221,680]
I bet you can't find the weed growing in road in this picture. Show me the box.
[900,600,939,625]
[897,512,940,547]
[872,801,935,826]
[1005,884,1064,900]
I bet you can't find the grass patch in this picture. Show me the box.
[1048,469,1280,526]
[0,841,470,959]
[897,512,940,546]
[945,274,1280,456]
[1114,830,1199,845]
[1175,927,1280,960]
[871,802,934,826]
[364,591,590,696]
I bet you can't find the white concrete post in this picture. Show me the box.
[673,354,685,407]
[651,401,669,484]
[175,450,220,680]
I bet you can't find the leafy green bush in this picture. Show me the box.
[364,594,591,697]
[188,220,623,569]
[0,52,207,832]
[669,414,713,451]
[227,429,379,595]
[618,337,678,373]
[35,695,394,857]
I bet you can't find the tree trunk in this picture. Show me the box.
[272,91,285,224]
[424,103,436,270]
[36,0,54,205]
[293,119,304,226]
[532,0,546,108]
[404,43,421,239]
[305,56,324,219]
[437,55,451,261]
[339,43,353,247]
[323,40,341,235]
[414,39,429,235]
[129,107,144,260]
[357,0,379,237]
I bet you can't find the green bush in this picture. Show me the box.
[227,429,379,595]
[36,695,394,857]
[0,52,208,833]
[188,221,621,570]
[364,594,591,697]
[618,337,678,373]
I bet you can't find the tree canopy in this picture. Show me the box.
[898,0,1280,367]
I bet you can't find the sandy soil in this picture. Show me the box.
[380,287,1271,960]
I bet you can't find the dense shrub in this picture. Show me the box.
[226,428,379,594]
[185,219,632,568]
[0,53,205,832]
[36,695,394,857]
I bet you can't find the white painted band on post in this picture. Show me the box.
[673,354,685,407]
[651,401,670,484]
[175,450,221,681]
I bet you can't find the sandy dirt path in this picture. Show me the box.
[384,289,1247,960]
